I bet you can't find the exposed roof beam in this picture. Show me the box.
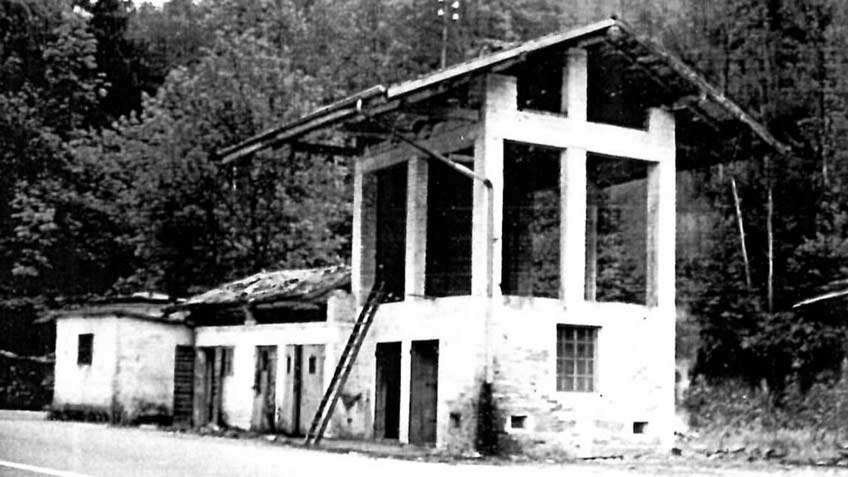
[290,141,359,157]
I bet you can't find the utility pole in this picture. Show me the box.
[436,0,461,68]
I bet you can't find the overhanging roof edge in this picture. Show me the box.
[218,17,791,164]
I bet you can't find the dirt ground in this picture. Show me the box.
[1,414,848,476]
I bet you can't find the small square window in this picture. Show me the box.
[633,421,648,434]
[450,412,462,429]
[510,415,527,429]
[556,325,598,392]
[77,334,93,366]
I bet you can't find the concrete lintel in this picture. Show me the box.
[492,112,666,163]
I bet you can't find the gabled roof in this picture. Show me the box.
[218,18,789,165]
[178,265,350,309]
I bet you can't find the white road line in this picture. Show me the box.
[0,459,93,477]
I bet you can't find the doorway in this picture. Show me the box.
[251,346,277,432]
[191,346,224,427]
[281,344,325,435]
[374,342,401,439]
[409,340,439,445]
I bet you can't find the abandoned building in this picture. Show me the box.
[215,18,787,455]
[48,293,192,423]
[169,265,354,434]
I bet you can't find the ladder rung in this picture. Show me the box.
[304,282,385,445]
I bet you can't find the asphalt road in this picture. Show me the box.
[1,416,847,477]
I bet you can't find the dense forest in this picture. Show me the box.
[2,0,848,398]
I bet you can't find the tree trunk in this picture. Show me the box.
[766,157,774,313]
[730,176,752,289]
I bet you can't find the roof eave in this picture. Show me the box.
[217,18,790,165]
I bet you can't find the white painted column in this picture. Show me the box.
[471,74,515,297]
[560,48,588,306]
[405,158,428,298]
[646,107,676,310]
[646,107,676,451]
[352,165,377,307]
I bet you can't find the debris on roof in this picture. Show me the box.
[179,265,351,309]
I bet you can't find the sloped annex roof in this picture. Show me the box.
[40,293,184,325]
[218,17,789,165]
[177,265,350,309]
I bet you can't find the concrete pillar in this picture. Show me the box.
[352,167,377,307]
[405,158,428,298]
[646,107,676,310]
[560,48,588,305]
[561,149,587,305]
[646,107,676,451]
[564,48,588,122]
[472,74,515,297]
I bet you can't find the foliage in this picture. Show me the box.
[683,374,848,462]
[2,0,848,408]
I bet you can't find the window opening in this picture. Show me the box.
[77,333,93,366]
[556,325,597,392]
[426,156,473,296]
[586,153,648,304]
[375,163,407,301]
[502,141,561,297]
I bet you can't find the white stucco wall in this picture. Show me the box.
[339,297,487,448]
[490,297,673,456]
[53,316,120,411]
[193,321,344,431]
[115,318,193,419]
[53,315,192,420]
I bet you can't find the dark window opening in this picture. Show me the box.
[308,356,316,374]
[633,421,648,434]
[376,163,407,302]
[77,333,93,365]
[502,141,561,298]
[556,325,597,392]
[585,153,648,305]
[426,158,472,296]
[287,356,292,374]
[587,45,653,130]
[516,52,564,114]
[450,412,462,429]
[510,415,527,429]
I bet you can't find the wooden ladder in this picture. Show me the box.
[304,280,387,446]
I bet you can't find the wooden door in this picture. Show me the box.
[298,344,325,435]
[409,340,438,445]
[251,346,277,432]
[375,342,401,439]
[172,345,195,427]
[280,345,299,434]
[192,348,214,427]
